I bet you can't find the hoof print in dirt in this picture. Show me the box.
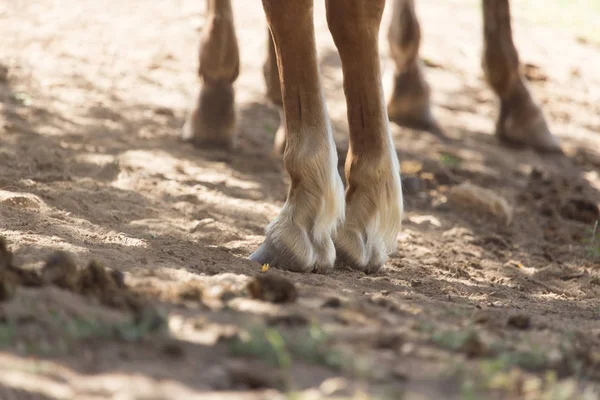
[247,272,297,304]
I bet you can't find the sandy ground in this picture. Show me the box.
[1,0,600,399]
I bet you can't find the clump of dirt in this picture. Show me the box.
[1,237,144,312]
[0,237,169,351]
[560,198,600,224]
[247,272,297,304]
[507,314,532,330]
[133,278,208,306]
[0,237,43,300]
[42,251,143,311]
[226,361,284,390]
[461,331,487,359]
[176,280,204,302]
[448,182,513,224]
[42,250,78,287]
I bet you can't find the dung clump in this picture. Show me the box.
[507,314,532,330]
[0,239,16,300]
[0,237,14,270]
[41,253,142,311]
[0,272,16,301]
[0,237,165,340]
[42,250,79,289]
[0,237,43,301]
[0,238,144,312]
[560,198,600,224]
[177,280,204,302]
[247,272,297,304]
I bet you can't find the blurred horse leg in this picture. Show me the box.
[327,0,404,273]
[183,0,240,149]
[482,0,561,153]
[249,0,345,273]
[386,0,444,137]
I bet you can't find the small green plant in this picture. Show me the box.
[230,323,346,371]
[457,356,594,400]
[440,153,462,168]
[499,348,548,371]
[264,122,275,135]
[0,319,17,348]
[0,309,165,356]
[583,220,599,260]
[229,323,355,393]
[230,325,289,367]
[10,92,32,106]
[430,327,479,353]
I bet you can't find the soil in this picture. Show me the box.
[1,0,599,399]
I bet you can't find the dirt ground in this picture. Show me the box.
[1,0,600,399]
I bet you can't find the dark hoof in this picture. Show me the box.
[182,83,237,150]
[389,110,448,141]
[181,127,234,150]
[495,92,563,155]
[496,108,563,155]
[497,128,563,155]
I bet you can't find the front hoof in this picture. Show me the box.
[335,232,387,275]
[182,83,237,150]
[249,237,331,274]
[336,251,383,275]
[337,251,383,275]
